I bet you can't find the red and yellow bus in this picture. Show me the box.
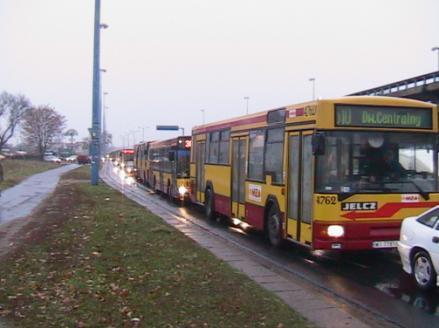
[144,136,192,200]
[190,96,439,250]
[134,141,153,183]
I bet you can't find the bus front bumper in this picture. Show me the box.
[313,221,401,251]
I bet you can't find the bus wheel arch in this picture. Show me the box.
[204,182,216,220]
[265,196,283,247]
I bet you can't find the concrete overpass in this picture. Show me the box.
[349,71,439,104]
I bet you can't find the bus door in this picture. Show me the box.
[195,141,205,203]
[231,137,247,219]
[286,131,313,245]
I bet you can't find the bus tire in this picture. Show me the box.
[204,188,216,221]
[266,203,283,247]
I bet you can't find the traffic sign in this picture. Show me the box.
[156,125,179,131]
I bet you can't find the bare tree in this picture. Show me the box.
[0,92,31,150]
[21,105,66,159]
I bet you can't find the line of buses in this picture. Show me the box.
[111,96,439,251]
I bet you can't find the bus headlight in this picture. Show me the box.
[178,185,188,196]
[327,225,344,238]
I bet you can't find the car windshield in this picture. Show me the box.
[176,149,190,178]
[315,131,438,194]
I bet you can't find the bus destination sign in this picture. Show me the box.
[335,105,432,129]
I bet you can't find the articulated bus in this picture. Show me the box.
[109,148,136,176]
[134,141,153,184]
[190,96,439,250]
[142,136,192,200]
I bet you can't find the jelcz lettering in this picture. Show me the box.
[341,202,377,211]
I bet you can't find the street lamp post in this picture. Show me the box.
[309,78,316,100]
[432,47,439,71]
[90,0,103,185]
[244,96,249,114]
[138,126,149,143]
[130,130,138,146]
[200,109,205,124]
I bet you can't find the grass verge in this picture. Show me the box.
[0,166,311,327]
[0,159,59,189]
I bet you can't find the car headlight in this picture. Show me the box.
[327,225,344,238]
[178,185,188,196]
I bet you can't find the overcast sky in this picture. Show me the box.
[0,0,438,147]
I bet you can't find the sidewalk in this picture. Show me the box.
[0,164,79,328]
[0,164,79,225]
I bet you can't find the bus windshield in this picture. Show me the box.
[316,131,438,194]
[176,149,190,178]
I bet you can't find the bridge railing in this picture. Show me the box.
[349,71,439,96]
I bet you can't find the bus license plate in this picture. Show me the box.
[372,240,398,248]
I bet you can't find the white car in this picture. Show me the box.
[65,155,78,162]
[398,206,439,290]
[43,155,62,163]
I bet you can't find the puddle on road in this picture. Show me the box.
[376,279,439,317]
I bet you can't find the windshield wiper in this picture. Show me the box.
[338,192,356,202]
[407,180,430,200]
[389,180,430,200]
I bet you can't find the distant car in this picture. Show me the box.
[77,155,91,164]
[398,206,439,290]
[65,155,77,162]
[43,155,61,164]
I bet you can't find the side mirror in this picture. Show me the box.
[168,152,175,161]
[312,133,325,155]
[432,236,439,244]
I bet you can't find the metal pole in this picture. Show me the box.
[180,127,185,136]
[432,47,439,71]
[309,78,315,100]
[131,130,137,146]
[244,97,249,114]
[90,0,101,185]
[139,127,144,142]
[201,109,205,124]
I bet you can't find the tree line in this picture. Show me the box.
[0,91,74,159]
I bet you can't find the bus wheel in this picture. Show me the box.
[266,204,282,247]
[205,188,216,220]
[413,250,436,290]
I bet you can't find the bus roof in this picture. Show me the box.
[192,96,435,134]
[149,136,191,149]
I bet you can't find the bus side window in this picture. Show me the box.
[248,129,265,181]
[264,128,284,184]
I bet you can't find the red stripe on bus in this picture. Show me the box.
[342,201,439,220]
